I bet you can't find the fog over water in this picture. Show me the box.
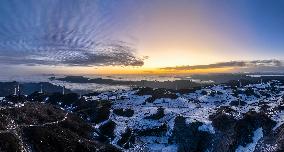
[0,74,183,92]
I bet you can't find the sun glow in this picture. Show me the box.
[90,66,234,75]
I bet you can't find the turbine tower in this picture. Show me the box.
[238,80,242,87]
[62,86,65,95]
[14,85,17,96]
[40,84,43,94]
[17,84,20,95]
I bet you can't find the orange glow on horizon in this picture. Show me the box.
[28,64,235,75]
[91,66,234,75]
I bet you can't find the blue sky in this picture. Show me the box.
[0,0,284,74]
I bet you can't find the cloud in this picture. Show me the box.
[160,60,284,71]
[0,42,144,66]
[61,43,144,66]
[0,0,144,67]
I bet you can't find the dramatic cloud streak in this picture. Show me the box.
[161,60,283,71]
[0,42,144,66]
[0,0,144,67]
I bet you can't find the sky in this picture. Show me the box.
[0,0,284,75]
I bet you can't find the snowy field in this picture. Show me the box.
[83,80,284,151]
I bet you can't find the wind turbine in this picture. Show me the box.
[17,84,20,95]
[14,85,17,96]
[238,80,242,88]
[40,84,43,94]
[62,86,65,95]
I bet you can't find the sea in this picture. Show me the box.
[0,74,190,92]
[1,74,282,92]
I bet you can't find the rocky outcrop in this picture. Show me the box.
[255,123,284,151]
[209,108,276,152]
[135,123,168,137]
[117,127,135,149]
[0,102,120,152]
[136,87,178,103]
[144,107,165,120]
[98,120,116,141]
[169,116,213,152]
[113,108,134,117]
[73,100,112,124]
[166,107,277,152]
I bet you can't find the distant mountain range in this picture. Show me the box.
[51,76,202,90]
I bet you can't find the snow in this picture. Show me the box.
[1,79,283,151]
[139,136,168,144]
[235,128,263,152]
[198,123,215,134]
[146,144,178,152]
[272,111,284,130]
[14,103,25,108]
[81,80,284,151]
[161,144,178,152]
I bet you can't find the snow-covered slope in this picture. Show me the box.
[80,80,284,151]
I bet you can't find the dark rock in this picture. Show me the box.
[47,93,79,106]
[113,108,134,117]
[210,110,276,152]
[117,127,135,149]
[229,100,247,106]
[136,88,178,103]
[90,101,111,124]
[73,100,112,124]
[27,92,48,102]
[98,120,116,140]
[210,112,236,132]
[277,105,284,111]
[0,102,120,152]
[2,95,27,105]
[201,90,208,95]
[144,108,165,120]
[135,124,167,137]
[169,116,212,152]
[23,126,119,152]
[255,123,284,151]
[0,133,21,152]
[1,102,66,125]
[60,114,94,138]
